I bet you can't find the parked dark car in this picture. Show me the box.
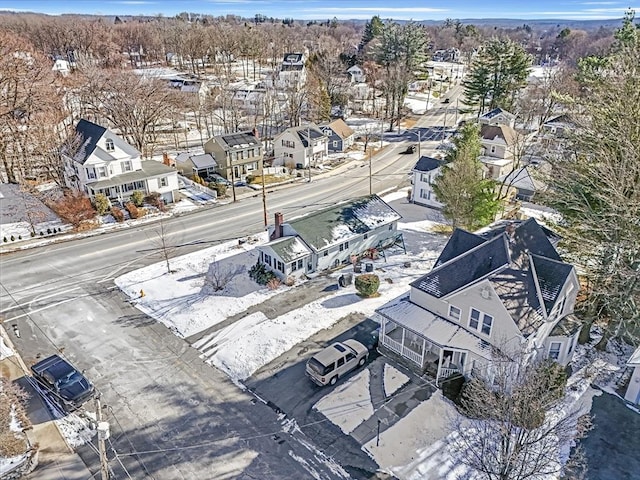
[206,173,231,185]
[401,144,417,154]
[31,354,95,412]
[443,98,451,104]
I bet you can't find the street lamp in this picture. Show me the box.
[407,129,422,159]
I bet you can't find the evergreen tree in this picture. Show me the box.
[433,123,499,230]
[542,10,640,347]
[463,37,532,115]
[358,15,383,53]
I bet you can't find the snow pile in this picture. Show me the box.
[314,370,373,434]
[383,364,409,397]
[0,336,14,360]
[55,413,96,448]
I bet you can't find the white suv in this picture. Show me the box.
[306,340,368,386]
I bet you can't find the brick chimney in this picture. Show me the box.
[251,127,260,139]
[271,212,284,240]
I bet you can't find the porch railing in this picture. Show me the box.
[381,335,423,366]
[438,367,461,384]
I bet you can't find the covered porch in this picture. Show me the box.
[380,318,467,384]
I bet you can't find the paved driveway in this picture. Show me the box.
[580,390,640,480]
[246,315,435,479]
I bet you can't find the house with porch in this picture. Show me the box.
[375,218,581,385]
[203,130,263,182]
[322,119,355,153]
[273,124,328,169]
[479,123,519,179]
[256,195,402,280]
[63,119,178,205]
[410,156,444,209]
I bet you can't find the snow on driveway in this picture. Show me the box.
[313,369,373,435]
[383,364,410,397]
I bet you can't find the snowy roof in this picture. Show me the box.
[629,345,640,366]
[377,297,493,360]
[498,166,546,193]
[268,236,312,263]
[286,195,401,251]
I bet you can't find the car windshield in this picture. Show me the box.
[55,371,83,389]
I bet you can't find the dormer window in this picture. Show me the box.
[105,138,114,152]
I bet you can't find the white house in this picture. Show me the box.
[410,156,444,208]
[347,65,366,83]
[375,219,581,385]
[478,108,516,128]
[63,119,178,204]
[273,124,328,169]
[274,53,307,90]
[479,123,518,179]
[257,195,403,280]
[625,346,640,405]
[52,58,71,76]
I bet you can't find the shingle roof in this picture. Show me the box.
[480,124,517,147]
[71,119,140,164]
[412,235,510,298]
[413,156,444,173]
[268,236,312,263]
[214,131,260,150]
[497,167,546,193]
[326,118,355,140]
[288,195,401,251]
[481,107,515,120]
[434,228,486,267]
[550,314,582,337]
[292,125,325,148]
[190,153,218,169]
[413,218,574,337]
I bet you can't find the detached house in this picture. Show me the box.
[257,195,402,280]
[63,119,178,204]
[322,119,355,153]
[479,123,518,179]
[478,108,516,128]
[375,219,581,385]
[273,124,328,169]
[203,130,262,182]
[274,53,307,90]
[410,156,444,209]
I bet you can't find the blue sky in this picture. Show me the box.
[0,0,635,20]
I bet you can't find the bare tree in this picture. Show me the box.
[449,356,582,480]
[149,218,178,274]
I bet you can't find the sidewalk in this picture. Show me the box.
[0,326,94,480]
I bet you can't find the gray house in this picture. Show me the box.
[375,218,581,385]
[322,118,355,153]
[175,153,218,180]
[257,195,402,280]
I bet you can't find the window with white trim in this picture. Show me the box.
[469,308,493,336]
[448,305,461,321]
[121,160,132,172]
[160,177,168,187]
[105,138,114,152]
[549,342,562,360]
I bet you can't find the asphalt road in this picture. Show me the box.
[0,89,463,479]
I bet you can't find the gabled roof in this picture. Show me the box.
[413,156,444,173]
[326,118,355,140]
[543,113,574,127]
[190,153,218,169]
[412,218,574,336]
[288,195,401,251]
[412,235,510,298]
[213,131,260,151]
[480,124,517,147]
[628,345,640,366]
[480,107,515,121]
[71,119,140,165]
[434,228,486,267]
[283,124,325,148]
[550,314,582,337]
[268,236,312,263]
[498,166,546,193]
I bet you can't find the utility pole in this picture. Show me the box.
[261,159,267,227]
[417,130,421,160]
[95,395,110,480]
[307,125,312,183]
[455,98,459,126]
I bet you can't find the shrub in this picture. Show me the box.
[93,193,110,215]
[211,183,227,197]
[125,202,140,219]
[2,237,6,242]
[130,190,145,207]
[10,235,15,241]
[144,192,166,211]
[355,274,380,297]
[441,373,466,404]
[18,235,21,240]
[193,174,204,185]
[30,231,35,237]
[111,206,125,222]
[246,174,255,184]
[249,261,277,286]
[49,190,96,227]
[266,277,281,290]
[39,232,43,236]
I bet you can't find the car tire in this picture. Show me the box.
[329,376,338,386]
[358,357,366,367]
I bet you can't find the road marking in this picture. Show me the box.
[9,293,91,321]
[0,285,84,314]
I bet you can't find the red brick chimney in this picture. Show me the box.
[272,212,284,240]
[251,127,259,139]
